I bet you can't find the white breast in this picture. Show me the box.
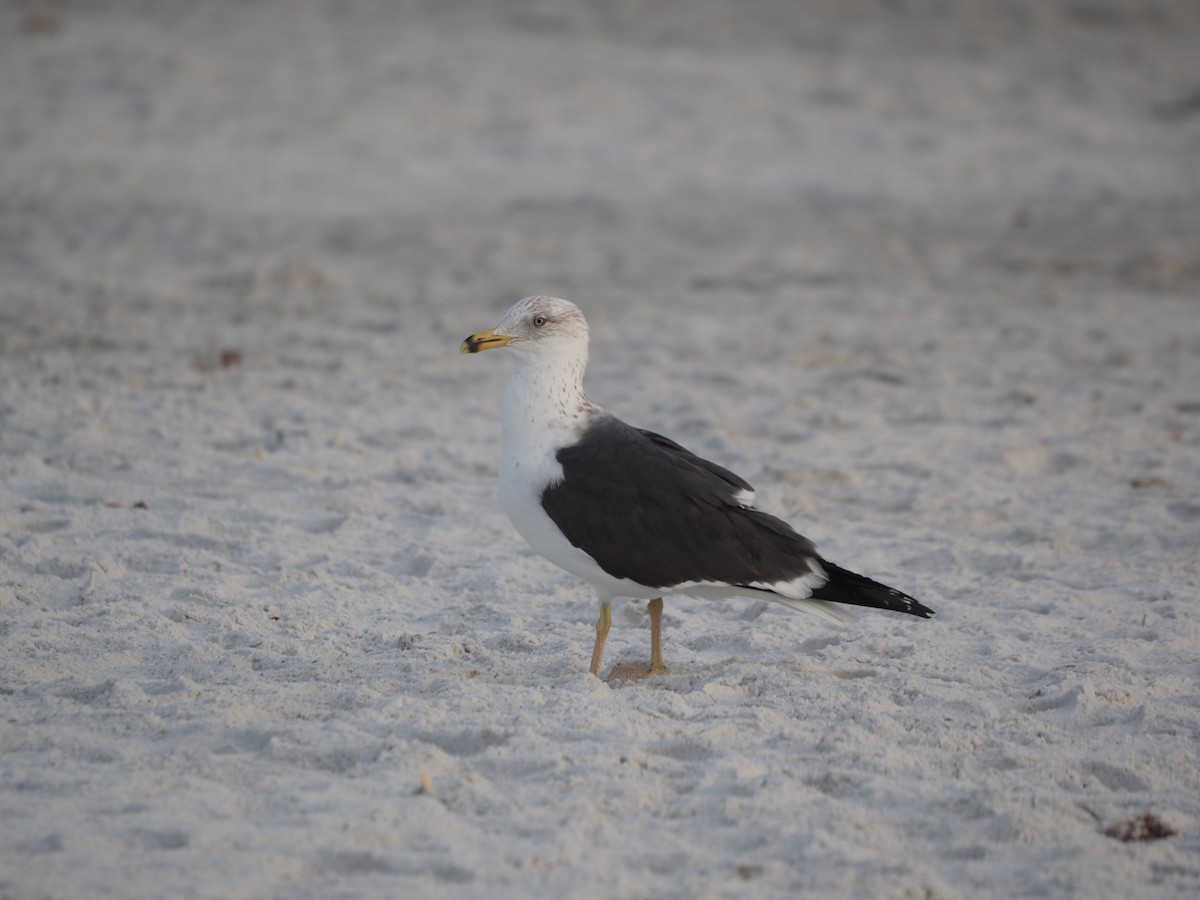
[497,362,662,601]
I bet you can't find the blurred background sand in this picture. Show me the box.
[2,2,1198,897]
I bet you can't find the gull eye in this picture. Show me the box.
[532,315,547,328]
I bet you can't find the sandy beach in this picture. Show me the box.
[2,1,1199,896]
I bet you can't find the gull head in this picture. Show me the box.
[460,296,590,361]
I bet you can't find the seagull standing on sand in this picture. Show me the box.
[461,296,933,680]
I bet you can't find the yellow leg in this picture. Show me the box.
[606,598,666,682]
[648,596,665,675]
[589,600,612,677]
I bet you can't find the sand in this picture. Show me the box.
[2,1,1198,897]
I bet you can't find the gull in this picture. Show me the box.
[462,296,933,679]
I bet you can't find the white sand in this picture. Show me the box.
[2,2,1199,897]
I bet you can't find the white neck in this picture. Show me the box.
[502,348,590,429]
[499,349,599,482]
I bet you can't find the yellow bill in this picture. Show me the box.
[460,328,515,354]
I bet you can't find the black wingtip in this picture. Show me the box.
[811,561,934,619]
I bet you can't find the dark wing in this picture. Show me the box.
[810,562,934,618]
[539,416,821,590]
[640,429,933,617]
[635,429,754,503]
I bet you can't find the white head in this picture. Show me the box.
[460,296,590,363]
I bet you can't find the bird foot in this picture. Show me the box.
[604,662,666,683]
